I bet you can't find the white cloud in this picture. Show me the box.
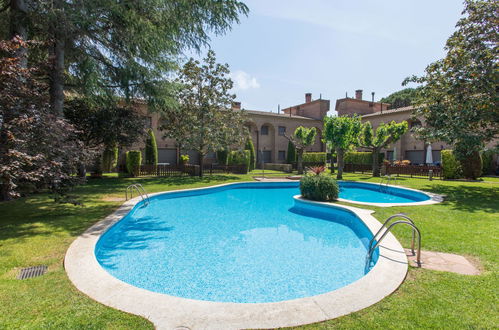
[231,70,260,90]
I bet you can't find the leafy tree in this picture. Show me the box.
[0,38,86,200]
[380,88,420,109]
[161,50,247,176]
[323,115,362,179]
[64,97,145,175]
[245,137,256,170]
[1,0,249,115]
[404,0,498,179]
[286,140,296,164]
[359,121,408,177]
[216,148,229,165]
[145,129,158,165]
[285,126,317,174]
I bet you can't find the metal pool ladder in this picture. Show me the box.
[365,213,421,269]
[125,183,150,206]
[379,175,398,192]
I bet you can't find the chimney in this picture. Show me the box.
[305,93,312,103]
[355,90,363,100]
[232,101,241,110]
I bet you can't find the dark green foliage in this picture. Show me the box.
[245,138,256,170]
[228,150,250,167]
[126,151,142,177]
[380,88,420,109]
[302,152,327,164]
[145,129,158,165]
[102,145,118,172]
[460,150,482,180]
[216,149,228,165]
[286,141,296,163]
[344,152,384,165]
[300,173,339,201]
[481,149,495,175]
[442,150,461,179]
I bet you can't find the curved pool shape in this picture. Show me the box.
[339,181,430,204]
[96,182,380,303]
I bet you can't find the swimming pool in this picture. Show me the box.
[339,181,431,204]
[96,182,379,303]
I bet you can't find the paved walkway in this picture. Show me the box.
[405,249,480,275]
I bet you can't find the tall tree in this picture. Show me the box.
[323,115,362,179]
[286,140,296,164]
[285,126,317,174]
[380,88,420,109]
[161,50,247,176]
[145,129,158,165]
[1,0,249,115]
[404,0,498,179]
[359,121,408,177]
[245,137,256,171]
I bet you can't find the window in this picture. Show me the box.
[278,126,286,136]
[278,150,286,161]
[261,125,269,135]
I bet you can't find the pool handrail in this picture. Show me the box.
[125,184,150,206]
[368,213,417,255]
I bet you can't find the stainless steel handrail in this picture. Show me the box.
[368,213,416,255]
[125,183,150,206]
[366,220,421,269]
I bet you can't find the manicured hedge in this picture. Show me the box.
[344,152,384,165]
[302,152,326,164]
[144,129,158,165]
[228,150,250,173]
[300,173,339,201]
[102,145,118,172]
[245,138,256,170]
[216,149,228,165]
[481,149,495,175]
[126,150,142,177]
[441,150,461,179]
[286,141,296,163]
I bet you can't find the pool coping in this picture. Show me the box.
[64,182,408,329]
[336,180,444,207]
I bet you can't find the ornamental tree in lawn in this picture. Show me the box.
[161,50,247,176]
[286,140,297,164]
[360,121,408,177]
[323,115,362,180]
[285,126,317,174]
[145,129,158,165]
[404,0,498,179]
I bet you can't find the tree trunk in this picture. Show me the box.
[336,148,344,180]
[9,0,28,67]
[297,149,304,174]
[49,16,65,116]
[198,151,205,177]
[372,149,381,177]
[77,162,87,178]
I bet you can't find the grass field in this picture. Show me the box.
[0,172,497,329]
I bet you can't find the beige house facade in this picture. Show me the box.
[129,94,327,166]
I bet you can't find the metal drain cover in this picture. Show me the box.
[17,265,47,279]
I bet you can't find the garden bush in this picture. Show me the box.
[344,152,384,165]
[245,138,256,170]
[302,152,326,164]
[126,150,142,177]
[441,150,461,179]
[228,150,250,173]
[481,149,495,175]
[102,145,118,172]
[216,149,228,165]
[286,141,296,163]
[144,129,158,165]
[460,150,482,179]
[300,173,339,201]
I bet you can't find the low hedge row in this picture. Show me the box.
[344,151,384,165]
[302,152,326,164]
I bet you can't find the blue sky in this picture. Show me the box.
[192,0,463,113]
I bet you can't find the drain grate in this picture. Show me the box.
[17,265,48,280]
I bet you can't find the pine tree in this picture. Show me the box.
[245,137,256,170]
[145,129,158,165]
[286,140,297,164]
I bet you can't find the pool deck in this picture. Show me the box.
[65,182,409,329]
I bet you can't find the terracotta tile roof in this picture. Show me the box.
[361,105,414,118]
[244,109,318,121]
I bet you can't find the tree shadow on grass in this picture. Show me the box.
[420,183,498,213]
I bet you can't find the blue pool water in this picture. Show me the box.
[339,181,430,204]
[96,182,426,303]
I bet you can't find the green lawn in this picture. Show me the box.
[0,172,497,329]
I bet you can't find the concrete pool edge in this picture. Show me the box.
[64,182,408,329]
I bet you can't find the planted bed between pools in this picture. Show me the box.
[95,181,422,303]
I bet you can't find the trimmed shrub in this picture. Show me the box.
[460,150,482,179]
[126,150,142,177]
[227,150,250,174]
[302,152,326,164]
[216,149,229,165]
[286,141,296,164]
[144,129,158,165]
[245,138,256,170]
[441,150,461,179]
[481,149,495,175]
[344,151,384,165]
[102,145,118,172]
[300,173,339,201]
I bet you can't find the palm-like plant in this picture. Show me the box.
[285,126,317,174]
